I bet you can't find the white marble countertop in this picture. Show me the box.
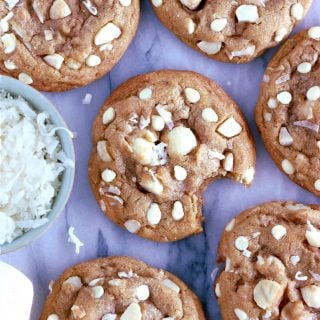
[1,1,320,319]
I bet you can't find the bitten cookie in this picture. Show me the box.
[256,27,320,196]
[215,201,320,320]
[150,0,313,63]
[88,70,256,242]
[40,256,205,320]
[0,0,139,91]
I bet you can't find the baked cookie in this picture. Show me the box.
[0,0,139,91]
[88,70,256,242]
[40,256,205,320]
[256,27,320,196]
[215,201,320,320]
[150,0,313,63]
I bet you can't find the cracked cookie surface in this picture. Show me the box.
[256,27,320,196]
[0,0,139,91]
[150,0,313,63]
[40,256,205,320]
[215,201,320,320]
[88,70,256,242]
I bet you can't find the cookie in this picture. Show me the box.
[0,0,139,91]
[88,70,256,242]
[215,201,320,320]
[40,256,205,320]
[150,0,313,63]
[256,27,320,196]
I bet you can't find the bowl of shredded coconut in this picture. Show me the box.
[0,76,75,254]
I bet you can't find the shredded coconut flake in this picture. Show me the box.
[5,0,19,10]
[229,45,256,59]
[68,226,84,254]
[139,116,150,129]
[208,150,225,160]
[309,270,320,281]
[155,104,174,130]
[275,74,290,85]
[293,120,319,132]
[81,0,98,15]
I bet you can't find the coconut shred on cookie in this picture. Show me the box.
[0,90,72,245]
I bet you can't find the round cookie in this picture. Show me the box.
[150,0,313,63]
[0,0,139,91]
[215,201,320,320]
[88,70,256,242]
[40,256,205,320]
[256,27,320,196]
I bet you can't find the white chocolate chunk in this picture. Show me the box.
[86,54,101,67]
[271,225,287,240]
[202,107,218,122]
[146,203,161,225]
[223,152,234,172]
[18,73,33,85]
[63,276,82,289]
[43,54,64,70]
[44,30,54,41]
[234,309,249,320]
[179,0,201,10]
[217,117,242,138]
[291,3,304,20]
[139,88,152,100]
[139,175,163,195]
[305,222,320,247]
[102,107,116,125]
[97,141,112,162]
[279,127,293,146]
[92,285,104,298]
[32,2,45,23]
[167,126,197,156]
[267,97,278,109]
[94,23,121,45]
[171,201,184,221]
[174,165,187,181]
[314,179,320,191]
[1,33,16,54]
[306,86,320,101]
[119,0,132,6]
[101,169,116,182]
[136,285,149,301]
[47,315,60,320]
[236,5,259,23]
[210,18,228,32]
[297,62,312,74]
[187,19,196,34]
[131,138,155,165]
[277,91,292,104]
[301,285,320,308]
[151,0,163,7]
[184,87,200,103]
[253,279,283,310]
[162,279,180,293]
[151,115,165,131]
[88,277,105,286]
[281,159,295,175]
[308,26,320,40]
[124,220,141,233]
[50,0,72,20]
[235,236,249,251]
[120,302,142,320]
[66,59,81,70]
[197,41,222,55]
[4,59,17,70]
[275,27,287,42]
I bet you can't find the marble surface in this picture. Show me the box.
[1,1,320,319]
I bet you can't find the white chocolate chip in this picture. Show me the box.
[18,73,33,85]
[44,30,54,41]
[202,107,218,123]
[66,59,81,70]
[102,107,116,125]
[291,3,304,20]
[290,255,300,266]
[297,62,312,74]
[97,141,112,162]
[234,309,249,320]
[235,236,249,251]
[179,0,201,10]
[139,88,152,100]
[167,126,197,157]
[277,91,292,104]
[187,19,196,34]
[92,285,104,298]
[0,12,14,33]
[210,18,228,32]
[217,117,242,138]
[120,302,142,320]
[174,165,187,181]
[184,87,200,103]
[47,315,60,320]
[271,225,287,240]
[223,152,234,172]
[50,0,72,20]
[4,59,17,70]
[236,5,259,23]
[263,112,272,122]
[197,41,222,55]
[136,284,149,301]
[124,220,141,234]
[274,27,287,42]
[146,203,161,225]
[281,159,295,175]
[151,115,165,131]
[101,169,116,182]
[63,276,82,289]
[71,305,86,319]
[308,26,320,40]
[162,279,180,293]
[119,0,132,6]
[314,179,320,191]
[253,279,283,310]
[306,86,320,101]
[215,283,221,298]
[305,222,320,248]
[86,54,101,67]
[1,33,16,54]
[301,285,320,308]
[94,23,121,45]
[279,127,293,146]
[171,201,184,221]
[43,53,64,70]
[225,218,235,231]
[267,97,278,109]
[151,0,163,7]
